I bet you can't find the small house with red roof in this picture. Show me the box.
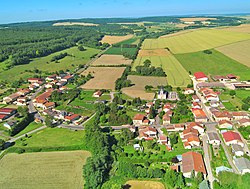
[184,88,195,95]
[138,126,157,140]
[194,72,208,82]
[222,131,244,147]
[64,114,81,123]
[192,109,208,122]
[162,114,171,125]
[218,120,233,129]
[238,118,250,127]
[93,90,103,98]
[27,78,43,83]
[133,114,148,126]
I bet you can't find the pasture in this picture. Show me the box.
[81,67,125,90]
[175,49,250,81]
[0,46,100,82]
[125,180,165,189]
[104,47,138,56]
[101,34,133,44]
[142,29,250,54]
[0,151,90,189]
[53,22,98,26]
[216,39,250,67]
[122,75,168,100]
[91,54,132,66]
[133,55,191,87]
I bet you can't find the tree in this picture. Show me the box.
[229,90,236,96]
[17,106,29,117]
[145,85,153,91]
[78,45,85,51]
[0,139,5,150]
[196,171,204,184]
[45,116,53,127]
[242,103,249,111]
[148,107,156,119]
[143,59,151,67]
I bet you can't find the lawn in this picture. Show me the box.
[14,122,43,137]
[0,150,90,189]
[0,46,100,82]
[210,145,231,171]
[133,55,191,87]
[15,128,84,148]
[142,29,250,54]
[175,49,250,81]
[125,180,165,189]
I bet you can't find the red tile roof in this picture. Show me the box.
[222,131,242,143]
[0,114,8,119]
[219,120,232,125]
[65,114,80,121]
[194,72,207,80]
[0,108,16,113]
[133,114,145,121]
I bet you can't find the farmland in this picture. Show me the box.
[101,34,134,44]
[133,55,191,87]
[0,151,90,189]
[0,46,100,82]
[175,49,250,81]
[138,49,171,57]
[179,17,217,22]
[53,22,99,26]
[91,54,132,66]
[220,24,250,33]
[142,29,250,54]
[81,67,126,90]
[216,40,250,67]
[122,75,168,100]
[104,47,138,57]
[125,180,165,189]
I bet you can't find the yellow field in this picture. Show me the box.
[0,151,91,189]
[133,55,190,87]
[53,22,98,26]
[180,17,217,22]
[101,34,134,44]
[122,75,168,100]
[142,29,250,54]
[91,54,132,66]
[125,180,165,189]
[220,24,250,33]
[216,39,250,67]
[81,67,125,90]
[138,49,171,56]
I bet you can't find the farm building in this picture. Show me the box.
[194,72,208,82]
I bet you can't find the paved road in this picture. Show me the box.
[202,134,215,188]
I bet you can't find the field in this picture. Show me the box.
[220,24,250,33]
[15,128,84,148]
[142,29,250,54]
[180,17,217,22]
[216,40,250,67]
[104,47,138,56]
[122,75,168,100]
[91,54,132,66]
[0,46,100,82]
[0,151,90,189]
[133,55,191,87]
[53,22,98,26]
[175,49,250,81]
[125,180,165,189]
[81,67,125,90]
[138,49,171,57]
[101,34,134,44]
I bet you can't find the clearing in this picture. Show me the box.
[180,17,217,22]
[0,151,90,189]
[133,55,191,87]
[142,29,250,54]
[53,22,98,26]
[138,49,171,57]
[125,180,165,189]
[91,54,132,66]
[219,24,250,33]
[0,46,100,82]
[122,75,168,100]
[216,39,250,67]
[175,49,250,81]
[101,34,134,45]
[81,67,125,90]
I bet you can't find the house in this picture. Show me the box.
[29,84,38,91]
[133,114,146,126]
[231,112,249,120]
[232,144,244,157]
[238,118,250,127]
[17,88,31,96]
[167,92,179,101]
[192,109,208,122]
[93,90,103,98]
[61,75,74,82]
[213,111,233,122]
[215,166,233,175]
[33,91,52,108]
[64,114,81,123]
[227,74,237,81]
[212,75,229,82]
[163,103,174,112]
[138,126,157,140]
[233,157,250,174]
[182,151,207,178]
[192,102,201,109]
[27,78,43,83]
[207,132,221,146]
[15,97,28,106]
[162,114,171,125]
[3,92,21,104]
[146,102,154,108]
[218,120,233,129]
[45,83,54,89]
[46,74,57,81]
[184,88,194,95]
[3,120,16,129]
[222,131,244,147]
[56,81,67,87]
[192,95,200,102]
[186,122,204,134]
[166,124,185,132]
[157,135,168,145]
[194,72,208,82]
[157,87,167,100]
[43,102,55,110]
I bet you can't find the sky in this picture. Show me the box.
[0,0,250,24]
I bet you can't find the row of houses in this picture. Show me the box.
[210,108,249,122]
[2,88,31,105]
[0,108,17,122]
[44,74,73,90]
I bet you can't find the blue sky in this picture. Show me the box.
[1,0,250,24]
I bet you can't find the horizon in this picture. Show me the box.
[1,0,250,24]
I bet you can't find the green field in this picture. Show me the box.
[0,46,100,82]
[104,47,138,56]
[175,49,250,81]
[0,151,90,189]
[15,128,84,148]
[15,122,43,137]
[133,55,190,87]
[142,29,250,54]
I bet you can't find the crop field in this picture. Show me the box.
[53,22,98,26]
[220,24,250,33]
[175,49,250,81]
[91,54,132,66]
[0,151,90,189]
[138,49,171,57]
[180,17,217,22]
[122,75,168,100]
[0,46,100,82]
[125,180,165,189]
[101,34,133,44]
[133,55,191,87]
[142,29,250,54]
[81,67,125,90]
[104,47,138,56]
[216,40,250,67]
